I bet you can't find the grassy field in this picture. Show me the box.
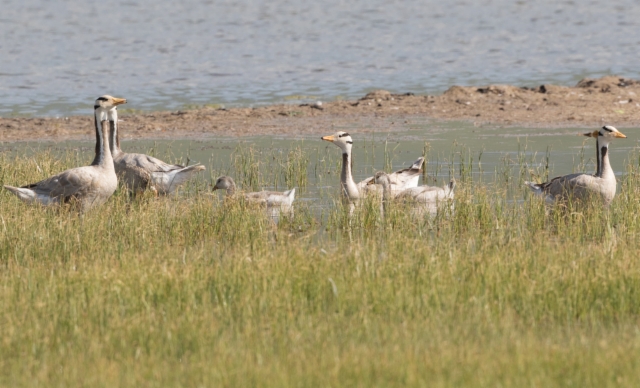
[1,144,640,387]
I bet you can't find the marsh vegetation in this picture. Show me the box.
[1,138,640,387]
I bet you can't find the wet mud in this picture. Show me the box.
[2,76,640,142]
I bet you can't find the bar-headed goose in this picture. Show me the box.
[321,131,424,205]
[369,172,455,216]
[3,96,119,211]
[213,176,296,220]
[525,125,626,206]
[106,102,205,194]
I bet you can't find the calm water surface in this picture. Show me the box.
[1,0,639,116]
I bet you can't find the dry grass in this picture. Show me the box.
[1,146,640,387]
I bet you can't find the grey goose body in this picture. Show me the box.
[525,126,626,206]
[213,176,296,221]
[106,104,205,195]
[3,96,121,211]
[321,131,424,212]
[369,171,456,217]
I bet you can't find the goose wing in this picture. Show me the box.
[244,191,269,206]
[245,189,296,207]
[357,156,424,193]
[527,173,601,201]
[265,188,295,207]
[118,153,186,173]
[25,166,99,201]
[386,156,424,189]
[117,164,154,190]
[397,186,443,202]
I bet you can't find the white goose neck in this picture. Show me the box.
[379,177,393,200]
[91,108,107,165]
[92,119,113,168]
[597,138,614,181]
[340,149,360,200]
[107,108,122,157]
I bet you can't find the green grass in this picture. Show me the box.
[1,146,640,387]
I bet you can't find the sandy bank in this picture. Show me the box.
[2,75,640,142]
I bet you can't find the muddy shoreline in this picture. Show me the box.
[2,75,640,143]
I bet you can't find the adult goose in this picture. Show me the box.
[321,131,424,208]
[213,176,296,220]
[524,125,626,206]
[106,101,205,194]
[3,96,119,211]
[369,171,455,217]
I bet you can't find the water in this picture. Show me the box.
[3,122,637,211]
[1,0,639,116]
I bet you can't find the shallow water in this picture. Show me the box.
[1,0,639,116]
[2,122,637,211]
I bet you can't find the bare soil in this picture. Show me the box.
[2,75,640,142]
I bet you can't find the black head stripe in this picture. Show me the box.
[338,132,350,138]
[346,141,353,144]
[96,97,108,101]
[602,126,613,132]
[94,105,100,110]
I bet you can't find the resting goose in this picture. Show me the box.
[369,171,455,216]
[321,131,424,208]
[213,176,296,220]
[106,101,205,194]
[3,96,119,211]
[525,125,626,206]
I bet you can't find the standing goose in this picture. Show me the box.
[369,172,455,217]
[213,176,296,220]
[321,131,424,206]
[525,125,626,206]
[3,96,119,211]
[106,101,205,194]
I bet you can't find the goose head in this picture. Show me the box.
[584,125,627,144]
[95,95,126,119]
[321,131,353,154]
[95,95,127,109]
[213,176,236,192]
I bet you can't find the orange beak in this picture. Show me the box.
[321,135,335,142]
[113,97,127,106]
[614,131,627,138]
